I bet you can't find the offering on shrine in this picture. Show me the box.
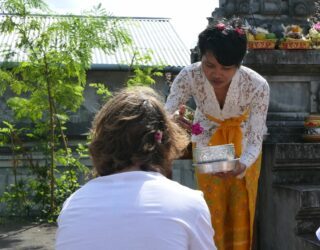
[308,22,320,49]
[303,114,320,142]
[279,24,311,49]
[246,27,277,49]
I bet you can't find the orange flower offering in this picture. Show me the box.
[279,24,311,49]
[303,114,320,142]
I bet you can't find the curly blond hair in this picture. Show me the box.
[89,86,190,177]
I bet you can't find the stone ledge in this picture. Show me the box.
[244,50,320,74]
[299,234,320,249]
[273,170,320,185]
[274,143,320,163]
[244,50,320,65]
[273,184,320,235]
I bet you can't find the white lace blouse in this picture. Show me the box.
[165,62,270,168]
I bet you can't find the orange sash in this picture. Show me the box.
[206,110,249,157]
[195,110,261,250]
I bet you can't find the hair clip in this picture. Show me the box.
[235,27,245,35]
[222,29,228,35]
[216,23,225,31]
[142,99,148,106]
[154,130,163,143]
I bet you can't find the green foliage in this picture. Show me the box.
[126,49,164,87]
[0,180,33,217]
[0,120,92,219]
[0,121,33,217]
[89,83,112,101]
[0,0,131,220]
[0,121,13,146]
[0,121,25,154]
[0,71,9,94]
[0,0,49,16]
[0,0,165,222]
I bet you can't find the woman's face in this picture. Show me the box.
[201,52,238,89]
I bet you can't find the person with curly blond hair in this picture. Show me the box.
[56,86,216,250]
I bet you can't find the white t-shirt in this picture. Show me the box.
[56,171,216,250]
[316,227,320,241]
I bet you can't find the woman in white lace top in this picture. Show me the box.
[165,59,269,169]
[165,18,270,250]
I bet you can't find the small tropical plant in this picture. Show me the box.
[126,49,164,87]
[0,0,131,220]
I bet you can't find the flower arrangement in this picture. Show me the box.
[304,116,320,128]
[279,24,311,49]
[244,26,277,50]
[303,114,320,142]
[191,122,204,135]
[178,105,203,136]
[177,105,204,159]
[178,105,194,123]
[308,22,320,49]
[215,22,245,36]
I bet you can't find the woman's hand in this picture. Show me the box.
[231,161,246,177]
[173,113,192,133]
[213,161,246,178]
[178,116,192,132]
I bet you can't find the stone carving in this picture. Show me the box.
[289,1,310,17]
[219,0,252,16]
[210,0,315,33]
[221,0,235,16]
[310,81,320,113]
[238,1,250,14]
[261,0,282,15]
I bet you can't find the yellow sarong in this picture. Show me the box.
[195,111,262,250]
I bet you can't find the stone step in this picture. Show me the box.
[299,234,320,250]
[272,143,320,185]
[258,182,320,250]
[274,184,320,235]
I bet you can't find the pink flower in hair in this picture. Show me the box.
[235,27,245,35]
[154,130,163,143]
[216,23,225,31]
[191,122,204,136]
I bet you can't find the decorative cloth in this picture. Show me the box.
[195,111,261,250]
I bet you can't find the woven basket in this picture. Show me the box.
[311,37,320,48]
[247,39,277,49]
[279,39,311,49]
[303,114,320,142]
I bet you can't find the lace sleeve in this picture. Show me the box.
[165,67,192,114]
[240,81,270,167]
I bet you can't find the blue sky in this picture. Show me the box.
[45,0,219,49]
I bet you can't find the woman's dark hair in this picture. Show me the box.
[197,18,247,66]
[89,86,189,177]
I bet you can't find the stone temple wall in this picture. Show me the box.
[198,1,320,247]
[243,50,320,250]
[243,50,320,143]
[213,0,315,30]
